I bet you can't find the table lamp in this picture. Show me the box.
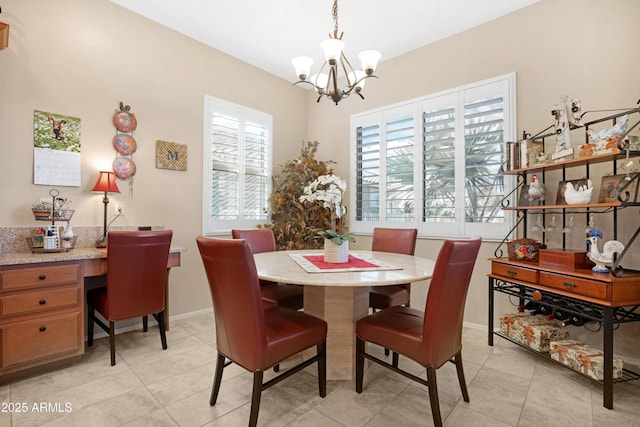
[92,171,120,248]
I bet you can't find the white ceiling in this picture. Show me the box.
[110,0,539,83]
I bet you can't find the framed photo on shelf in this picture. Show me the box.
[597,174,639,203]
[518,184,532,206]
[555,178,591,205]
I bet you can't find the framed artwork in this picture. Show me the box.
[598,174,639,203]
[156,140,187,171]
[518,184,532,206]
[555,178,590,205]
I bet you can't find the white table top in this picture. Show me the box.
[253,250,436,287]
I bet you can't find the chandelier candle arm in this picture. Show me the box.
[291,0,380,105]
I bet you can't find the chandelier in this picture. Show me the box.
[291,0,381,105]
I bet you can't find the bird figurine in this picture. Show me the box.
[587,114,629,142]
[527,174,546,205]
[564,179,593,204]
[586,229,625,273]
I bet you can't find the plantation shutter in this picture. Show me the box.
[386,114,414,222]
[355,123,381,222]
[211,113,240,220]
[464,94,505,224]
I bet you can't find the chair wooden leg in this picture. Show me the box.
[157,310,168,350]
[87,307,95,347]
[210,353,226,406]
[426,366,442,427]
[109,320,116,366]
[143,315,148,332]
[317,341,327,397]
[355,337,365,393]
[392,351,399,368]
[249,371,263,427]
[454,351,470,402]
[384,348,390,356]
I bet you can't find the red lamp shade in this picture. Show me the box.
[92,171,120,194]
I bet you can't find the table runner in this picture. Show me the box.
[289,253,402,273]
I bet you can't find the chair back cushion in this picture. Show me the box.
[196,237,267,370]
[231,229,276,254]
[106,230,172,320]
[371,228,417,255]
[422,237,481,367]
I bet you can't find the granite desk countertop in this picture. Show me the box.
[0,247,186,266]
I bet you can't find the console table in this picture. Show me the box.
[0,247,183,382]
[488,257,640,409]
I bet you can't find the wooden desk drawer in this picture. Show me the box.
[0,264,79,291]
[539,272,606,299]
[492,263,538,284]
[0,311,81,368]
[0,285,80,318]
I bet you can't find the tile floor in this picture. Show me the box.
[2,311,640,426]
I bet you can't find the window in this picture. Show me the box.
[203,96,272,234]
[350,74,516,240]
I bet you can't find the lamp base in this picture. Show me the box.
[95,236,108,248]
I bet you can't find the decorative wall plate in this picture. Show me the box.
[112,134,137,155]
[112,157,137,179]
[113,110,137,132]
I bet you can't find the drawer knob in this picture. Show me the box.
[562,281,577,288]
[39,299,47,305]
[506,269,517,276]
[39,326,47,332]
[38,274,46,280]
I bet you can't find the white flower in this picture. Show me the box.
[299,174,347,218]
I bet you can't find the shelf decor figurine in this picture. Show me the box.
[551,101,574,162]
[563,179,593,204]
[526,174,546,205]
[586,229,625,273]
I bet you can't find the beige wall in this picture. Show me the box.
[0,0,307,316]
[2,0,640,362]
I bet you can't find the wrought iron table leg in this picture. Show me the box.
[488,277,494,346]
[603,306,614,409]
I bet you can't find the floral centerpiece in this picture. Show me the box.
[300,174,354,262]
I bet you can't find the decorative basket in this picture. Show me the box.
[507,238,544,262]
[31,209,75,221]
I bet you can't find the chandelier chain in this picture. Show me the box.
[332,0,339,37]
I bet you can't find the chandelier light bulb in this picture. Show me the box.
[292,56,313,80]
[348,70,366,91]
[311,73,329,91]
[358,50,381,75]
[321,38,345,64]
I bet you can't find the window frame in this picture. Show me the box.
[202,95,273,235]
[349,73,516,240]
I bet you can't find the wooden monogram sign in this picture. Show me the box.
[156,140,187,171]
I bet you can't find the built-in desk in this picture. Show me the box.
[0,247,183,381]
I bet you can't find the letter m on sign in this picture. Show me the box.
[156,140,187,171]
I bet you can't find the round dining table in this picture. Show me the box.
[253,249,436,380]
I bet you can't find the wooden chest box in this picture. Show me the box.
[550,340,623,380]
[500,313,568,350]
[521,320,569,352]
[538,248,593,270]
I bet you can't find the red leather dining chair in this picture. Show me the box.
[196,237,327,427]
[356,237,482,427]
[231,229,304,310]
[369,227,418,311]
[87,230,173,366]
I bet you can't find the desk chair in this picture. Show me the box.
[197,237,327,427]
[369,228,418,311]
[87,230,173,366]
[356,237,482,427]
[231,229,304,310]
